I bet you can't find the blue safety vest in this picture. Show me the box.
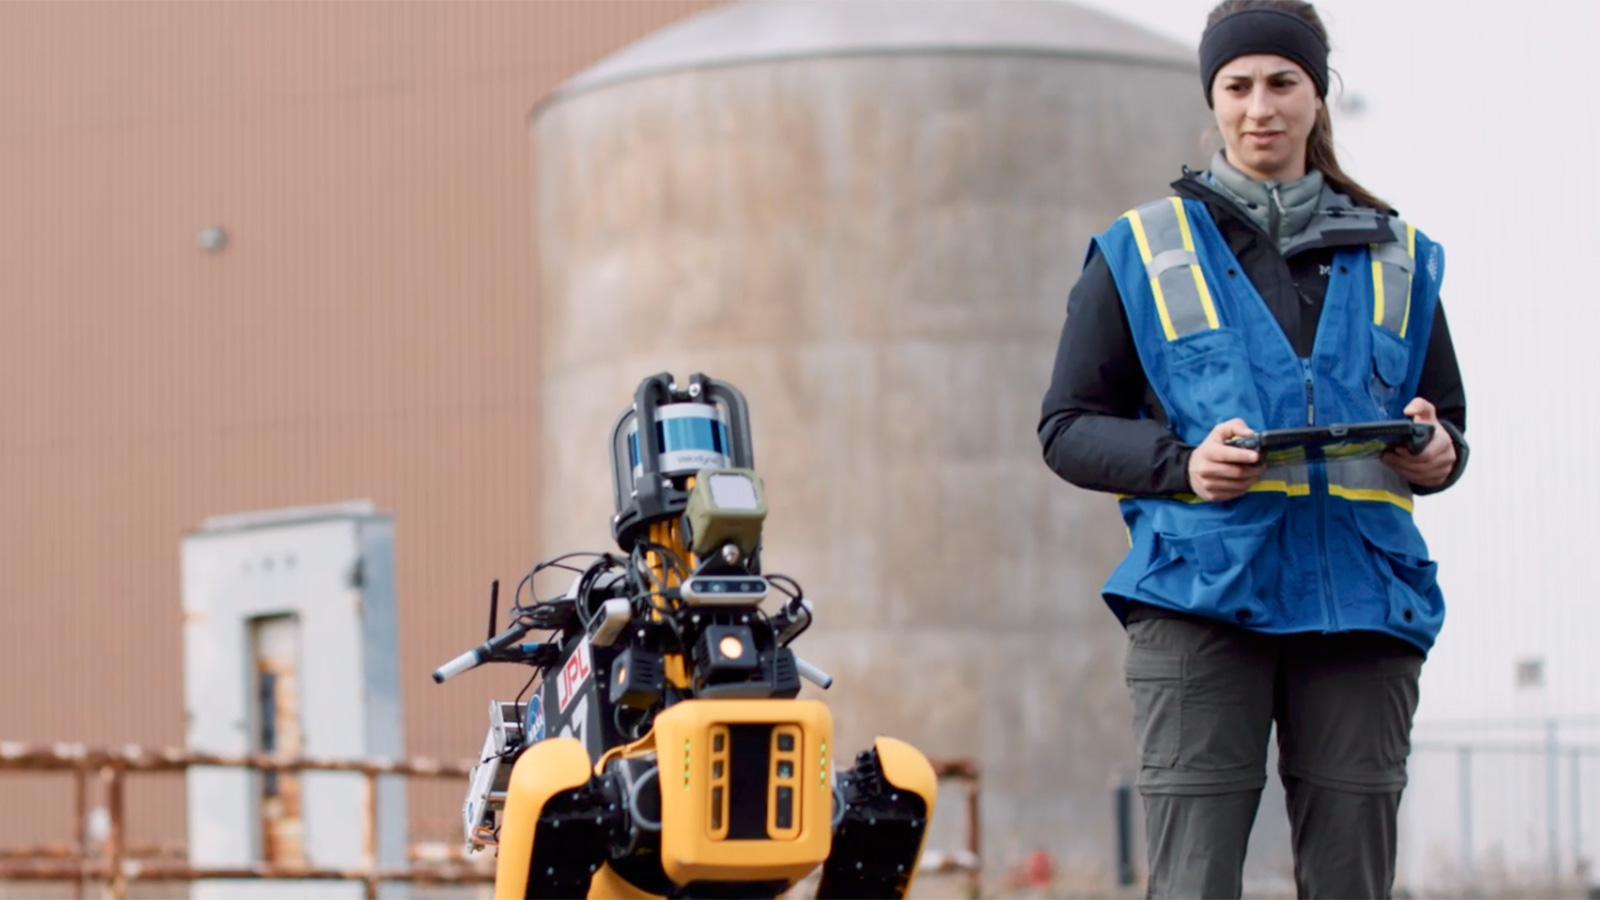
[1090,195,1448,653]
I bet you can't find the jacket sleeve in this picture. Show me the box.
[1409,299,1469,495]
[1037,250,1195,496]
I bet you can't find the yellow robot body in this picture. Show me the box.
[651,699,834,886]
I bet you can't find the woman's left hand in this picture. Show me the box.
[1382,397,1456,487]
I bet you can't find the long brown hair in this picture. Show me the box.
[1204,0,1391,212]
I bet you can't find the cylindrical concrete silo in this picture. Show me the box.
[530,0,1214,887]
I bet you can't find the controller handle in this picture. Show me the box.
[1407,423,1434,455]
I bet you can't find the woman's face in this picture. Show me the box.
[1211,54,1322,182]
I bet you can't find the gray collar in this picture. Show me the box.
[1205,150,1325,254]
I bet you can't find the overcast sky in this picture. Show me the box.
[1065,0,1600,723]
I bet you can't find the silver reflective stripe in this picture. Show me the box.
[1371,219,1417,337]
[1155,461,1310,504]
[1140,201,1189,266]
[1123,198,1220,340]
[1156,265,1213,338]
[1150,247,1193,274]
[1327,458,1414,511]
[1250,461,1311,497]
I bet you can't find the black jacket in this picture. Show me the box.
[1038,171,1468,497]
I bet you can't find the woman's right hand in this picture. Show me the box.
[1187,418,1266,501]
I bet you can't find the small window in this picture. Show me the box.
[1515,657,1544,689]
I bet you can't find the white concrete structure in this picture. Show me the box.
[181,501,407,899]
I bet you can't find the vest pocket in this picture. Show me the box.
[1354,511,1442,645]
[1138,510,1285,627]
[1383,555,1441,647]
[1161,327,1265,441]
[1369,324,1411,416]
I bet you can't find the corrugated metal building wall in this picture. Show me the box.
[0,0,722,849]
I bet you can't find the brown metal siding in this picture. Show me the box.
[0,0,723,849]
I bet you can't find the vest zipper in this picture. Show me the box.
[1301,358,1315,425]
[1302,356,1338,629]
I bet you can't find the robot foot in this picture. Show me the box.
[817,737,938,900]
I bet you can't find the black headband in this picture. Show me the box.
[1199,7,1329,107]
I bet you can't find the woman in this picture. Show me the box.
[1037,1,1469,897]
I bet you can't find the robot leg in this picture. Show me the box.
[494,737,613,900]
[817,737,938,900]
[586,862,665,900]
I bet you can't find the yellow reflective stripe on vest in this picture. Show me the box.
[1123,198,1220,340]
[1326,458,1414,512]
[1371,221,1417,337]
[1249,461,1310,497]
[1118,462,1309,504]
[1128,461,1406,507]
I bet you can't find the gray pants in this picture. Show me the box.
[1124,614,1423,899]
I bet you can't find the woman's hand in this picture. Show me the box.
[1188,418,1267,502]
[1383,397,1456,487]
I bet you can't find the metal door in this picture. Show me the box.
[252,614,305,867]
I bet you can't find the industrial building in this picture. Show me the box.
[0,0,723,865]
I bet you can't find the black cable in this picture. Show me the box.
[506,553,624,660]
[574,554,627,633]
[534,551,611,570]
[628,544,657,593]
[631,543,677,594]
[614,584,686,660]
[572,559,601,631]
[612,703,655,743]
[764,573,803,600]
[761,574,812,644]
[787,619,812,644]
[628,545,681,632]
[511,571,534,617]
[625,590,655,621]
[513,551,614,616]
[621,589,687,655]
[478,669,542,765]
[512,668,539,708]
[753,604,775,629]
[634,539,691,583]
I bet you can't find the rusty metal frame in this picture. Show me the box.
[1,742,981,899]
[930,757,983,899]
[0,742,487,900]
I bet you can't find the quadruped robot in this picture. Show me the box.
[433,373,938,899]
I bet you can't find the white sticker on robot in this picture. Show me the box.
[557,637,593,715]
[559,695,588,750]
